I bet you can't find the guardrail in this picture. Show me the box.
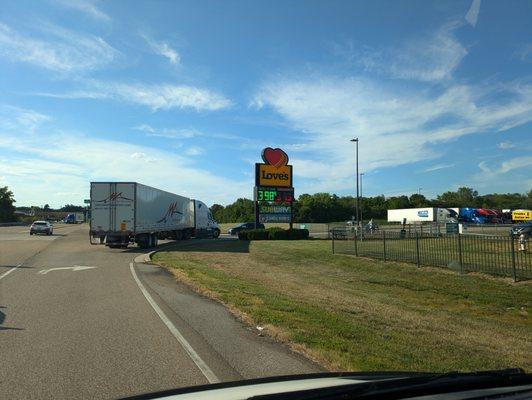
[331,228,531,281]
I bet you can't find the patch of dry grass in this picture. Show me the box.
[153,239,532,372]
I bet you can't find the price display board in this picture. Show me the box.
[254,147,294,228]
[254,187,294,203]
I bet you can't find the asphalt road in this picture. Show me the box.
[0,224,320,399]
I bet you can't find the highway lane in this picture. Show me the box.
[0,225,320,399]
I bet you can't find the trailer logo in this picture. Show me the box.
[95,192,133,203]
[157,202,183,223]
[417,210,429,218]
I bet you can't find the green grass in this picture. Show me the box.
[153,239,532,372]
[334,235,532,279]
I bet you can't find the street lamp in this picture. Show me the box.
[360,172,365,224]
[350,138,359,227]
[418,187,422,195]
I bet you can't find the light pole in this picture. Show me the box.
[360,172,365,224]
[418,187,422,195]
[350,138,359,227]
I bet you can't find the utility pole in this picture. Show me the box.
[350,138,359,227]
[360,172,364,225]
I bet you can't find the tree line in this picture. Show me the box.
[1,185,531,224]
[210,187,532,223]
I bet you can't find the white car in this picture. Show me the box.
[30,221,53,236]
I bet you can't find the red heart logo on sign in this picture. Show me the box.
[261,147,289,169]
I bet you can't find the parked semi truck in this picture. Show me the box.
[64,212,84,224]
[387,207,455,223]
[89,182,220,248]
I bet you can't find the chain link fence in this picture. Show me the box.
[332,228,531,281]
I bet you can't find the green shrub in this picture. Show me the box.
[239,227,309,240]
[238,229,269,240]
[287,228,310,240]
[268,228,288,240]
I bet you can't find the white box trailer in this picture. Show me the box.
[90,182,219,248]
[387,207,452,223]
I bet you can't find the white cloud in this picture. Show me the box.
[37,80,232,111]
[0,22,118,72]
[55,0,110,22]
[354,22,467,82]
[133,124,155,133]
[498,141,515,149]
[424,163,455,172]
[142,35,180,65]
[480,157,532,174]
[0,105,51,133]
[134,125,204,139]
[130,152,157,163]
[478,161,491,174]
[499,156,532,173]
[253,75,532,191]
[515,44,532,63]
[465,0,481,27]
[185,146,204,156]
[0,108,248,207]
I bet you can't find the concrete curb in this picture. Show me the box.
[133,251,154,264]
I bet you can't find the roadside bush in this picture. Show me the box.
[268,227,288,240]
[238,227,309,240]
[287,228,310,240]
[238,229,269,240]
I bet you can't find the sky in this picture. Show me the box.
[0,0,531,208]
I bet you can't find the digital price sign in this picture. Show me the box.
[254,147,294,228]
[255,187,294,203]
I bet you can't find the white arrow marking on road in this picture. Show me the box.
[38,266,98,275]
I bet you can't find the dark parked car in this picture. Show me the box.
[510,221,532,237]
[228,222,264,235]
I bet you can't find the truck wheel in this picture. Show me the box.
[213,229,220,238]
[138,234,149,249]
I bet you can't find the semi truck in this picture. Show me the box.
[64,212,84,224]
[89,182,220,248]
[387,207,455,223]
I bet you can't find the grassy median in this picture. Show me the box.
[153,239,531,372]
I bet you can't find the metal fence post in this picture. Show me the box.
[354,229,358,256]
[415,231,420,268]
[383,230,387,261]
[457,233,463,274]
[510,234,517,282]
[332,229,335,254]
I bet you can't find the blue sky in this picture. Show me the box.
[0,0,531,207]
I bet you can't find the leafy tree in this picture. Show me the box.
[409,193,429,208]
[436,187,478,208]
[43,204,51,211]
[0,186,17,222]
[59,204,85,212]
[210,187,531,223]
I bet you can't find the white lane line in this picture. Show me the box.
[0,264,22,281]
[129,262,220,384]
[38,266,98,275]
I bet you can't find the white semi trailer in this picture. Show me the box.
[387,207,453,223]
[90,182,220,248]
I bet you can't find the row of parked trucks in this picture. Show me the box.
[387,207,531,224]
[89,182,220,248]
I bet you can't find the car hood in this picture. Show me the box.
[122,373,413,400]
[122,370,531,400]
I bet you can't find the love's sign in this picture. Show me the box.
[256,147,292,187]
[255,147,294,226]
